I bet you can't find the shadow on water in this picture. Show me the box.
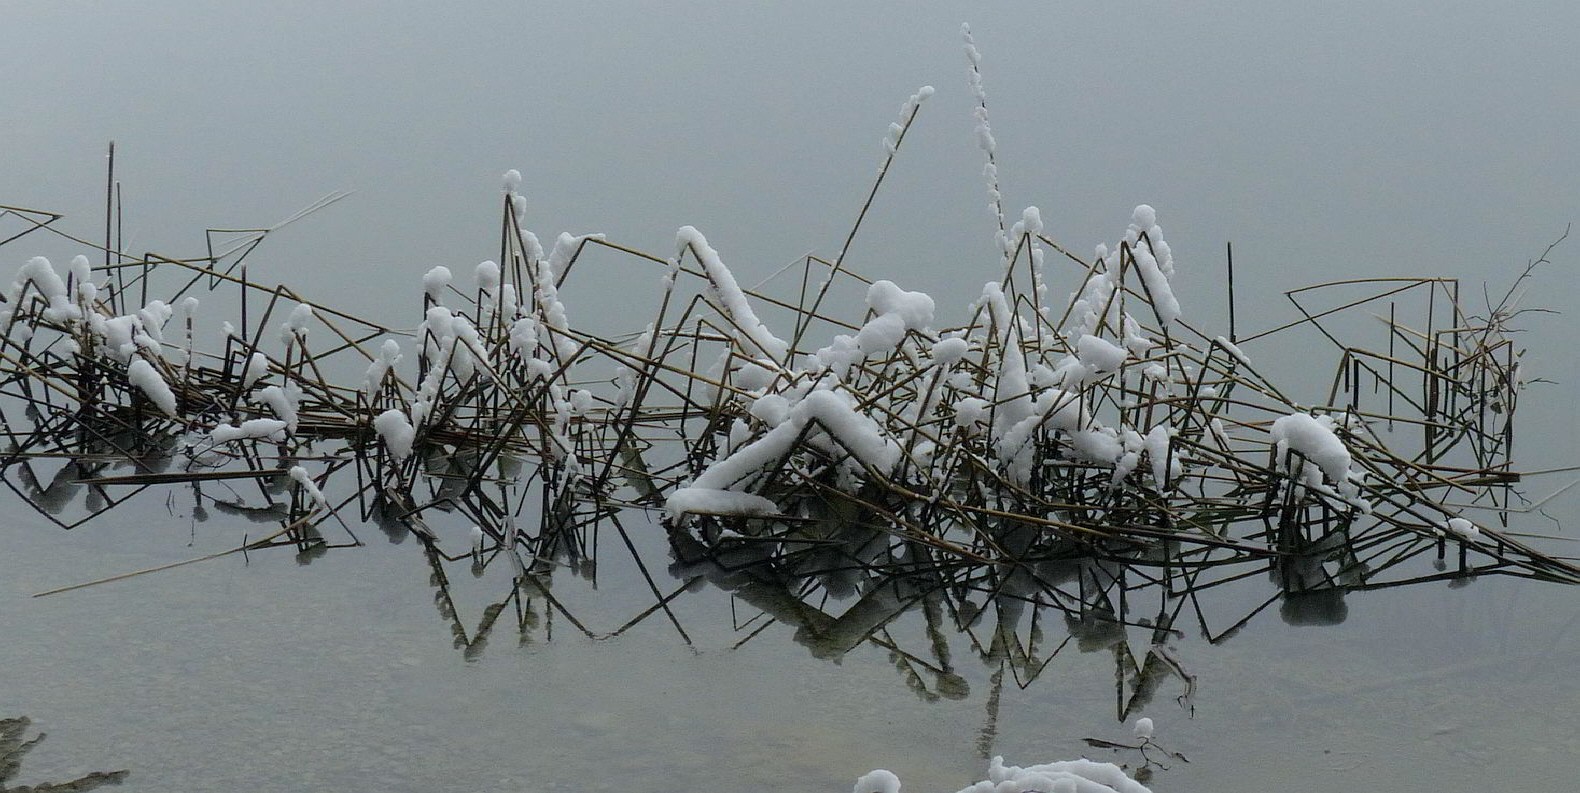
[0,717,126,793]
[1,156,1577,790]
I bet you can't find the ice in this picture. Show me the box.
[126,359,178,416]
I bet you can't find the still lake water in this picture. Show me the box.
[5,3,1579,791]
[2,461,1577,792]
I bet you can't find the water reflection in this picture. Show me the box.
[0,716,127,793]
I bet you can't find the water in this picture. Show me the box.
[4,3,1578,791]
[2,463,1576,792]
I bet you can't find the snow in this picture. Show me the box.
[851,769,901,793]
[961,24,1004,236]
[1445,517,1481,541]
[418,306,493,386]
[856,756,1152,793]
[954,397,990,431]
[930,337,969,367]
[867,280,935,330]
[665,487,781,519]
[678,226,790,361]
[1214,336,1251,366]
[423,266,453,299]
[502,168,522,192]
[749,393,790,427]
[10,256,78,322]
[1270,412,1353,493]
[475,259,501,291]
[854,313,907,357]
[256,384,301,434]
[361,339,403,395]
[1143,425,1175,490]
[279,303,314,348]
[1133,717,1155,740]
[668,388,902,516]
[1077,334,1127,373]
[1128,206,1180,328]
[373,408,416,460]
[882,86,934,156]
[532,233,587,361]
[288,465,329,510]
[126,359,178,416]
[209,418,288,444]
[470,524,486,554]
[241,352,270,389]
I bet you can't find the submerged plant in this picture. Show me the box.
[0,717,127,793]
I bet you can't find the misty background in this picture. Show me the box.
[2,3,1577,791]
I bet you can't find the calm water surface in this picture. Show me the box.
[3,3,1578,791]
[2,477,1576,792]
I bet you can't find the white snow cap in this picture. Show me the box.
[502,169,522,192]
[423,266,452,299]
[1444,517,1481,541]
[209,418,288,444]
[127,359,178,416]
[1270,412,1353,491]
[374,408,416,460]
[289,465,329,510]
[851,769,901,793]
[1133,717,1155,740]
[677,225,789,361]
[857,755,1152,793]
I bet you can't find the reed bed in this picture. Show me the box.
[3,145,1575,719]
[1,88,1575,705]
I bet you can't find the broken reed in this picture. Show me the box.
[0,189,1571,601]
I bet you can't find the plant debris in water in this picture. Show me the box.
[2,46,1575,793]
[0,717,126,793]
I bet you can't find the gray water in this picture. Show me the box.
[3,2,1578,791]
